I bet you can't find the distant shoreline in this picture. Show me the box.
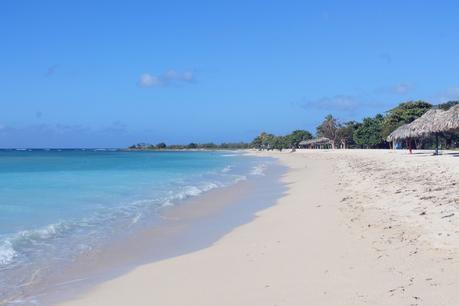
[0,148,248,152]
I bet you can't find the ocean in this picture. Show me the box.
[0,150,270,304]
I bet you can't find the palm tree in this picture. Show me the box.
[316,115,338,149]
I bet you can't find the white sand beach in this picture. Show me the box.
[59,150,459,306]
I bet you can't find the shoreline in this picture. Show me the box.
[55,149,459,306]
[17,155,285,306]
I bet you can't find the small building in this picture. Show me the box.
[299,137,333,149]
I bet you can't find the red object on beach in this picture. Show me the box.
[406,139,412,154]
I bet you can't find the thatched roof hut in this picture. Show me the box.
[409,108,446,137]
[387,123,413,142]
[315,137,332,145]
[386,109,447,154]
[437,104,459,132]
[299,139,312,146]
[299,137,331,146]
[386,105,458,154]
[387,106,459,143]
[299,137,332,149]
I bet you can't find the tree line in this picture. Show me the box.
[250,100,459,150]
[128,142,250,150]
[129,100,458,151]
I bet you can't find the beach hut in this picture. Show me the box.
[299,137,332,149]
[315,137,332,149]
[409,108,446,136]
[386,106,459,154]
[387,123,414,153]
[298,139,313,149]
[409,108,446,154]
[437,104,459,133]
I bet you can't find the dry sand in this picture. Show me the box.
[59,149,459,306]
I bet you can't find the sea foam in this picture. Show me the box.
[0,150,265,303]
[250,163,267,176]
[0,240,16,265]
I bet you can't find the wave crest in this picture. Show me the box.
[0,240,17,265]
[250,164,266,176]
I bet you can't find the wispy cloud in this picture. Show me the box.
[45,65,59,77]
[378,53,392,64]
[138,70,195,88]
[139,73,161,87]
[300,95,362,112]
[375,83,415,95]
[297,91,392,119]
[392,83,414,94]
[431,85,459,103]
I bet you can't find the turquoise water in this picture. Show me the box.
[0,150,265,303]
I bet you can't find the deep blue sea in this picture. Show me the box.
[0,149,266,303]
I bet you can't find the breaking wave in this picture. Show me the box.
[250,163,267,176]
[0,240,16,266]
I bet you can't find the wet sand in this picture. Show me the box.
[59,149,459,306]
[26,157,285,306]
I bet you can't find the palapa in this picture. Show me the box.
[299,137,332,149]
[409,108,446,138]
[387,108,455,154]
[299,137,331,146]
[387,106,459,142]
[437,104,459,132]
[387,123,413,142]
[408,108,451,154]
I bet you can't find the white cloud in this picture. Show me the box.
[139,73,161,87]
[138,70,195,88]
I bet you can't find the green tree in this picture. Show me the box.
[251,132,276,149]
[263,134,277,150]
[382,101,432,139]
[270,136,284,151]
[316,114,338,149]
[336,121,361,148]
[220,142,249,149]
[250,132,270,149]
[156,142,167,149]
[353,114,385,148]
[200,143,217,149]
[436,101,459,110]
[285,130,313,148]
[250,135,263,149]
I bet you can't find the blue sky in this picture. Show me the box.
[1,0,459,147]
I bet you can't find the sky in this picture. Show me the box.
[1,0,459,148]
